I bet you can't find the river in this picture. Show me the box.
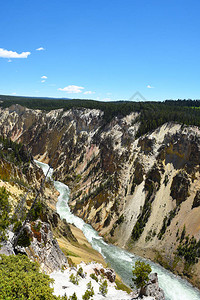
[36,161,200,300]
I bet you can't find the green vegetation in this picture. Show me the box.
[0,135,31,168]
[0,136,32,193]
[130,160,144,194]
[69,293,77,300]
[145,229,157,242]
[82,281,94,300]
[17,228,32,247]
[180,225,186,242]
[116,214,124,225]
[132,260,152,296]
[90,273,98,282]
[158,207,178,240]
[61,247,80,258]
[2,95,200,136]
[154,251,178,272]
[131,197,152,241]
[0,254,69,299]
[69,273,79,285]
[0,187,11,243]
[99,280,108,296]
[177,227,200,265]
[29,201,43,221]
[115,278,132,294]
[77,267,85,278]
[132,165,161,241]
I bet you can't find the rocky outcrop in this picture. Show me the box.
[143,273,165,300]
[99,267,116,283]
[170,171,190,205]
[0,232,15,256]
[192,190,200,208]
[0,220,69,274]
[40,204,77,243]
[93,265,116,283]
[132,273,165,300]
[25,220,68,273]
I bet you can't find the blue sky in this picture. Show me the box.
[0,0,200,101]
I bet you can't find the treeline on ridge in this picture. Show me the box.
[1,95,200,136]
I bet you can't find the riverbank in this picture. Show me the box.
[128,245,200,291]
[37,160,200,300]
[55,224,131,291]
[56,224,106,266]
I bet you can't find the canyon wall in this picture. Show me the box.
[1,104,200,287]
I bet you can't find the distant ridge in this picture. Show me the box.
[1,94,200,137]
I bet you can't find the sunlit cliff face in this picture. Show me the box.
[0,104,200,288]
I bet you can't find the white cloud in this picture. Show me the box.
[147,85,154,89]
[36,47,45,51]
[41,80,45,83]
[58,85,84,93]
[11,92,16,95]
[0,48,30,58]
[83,91,95,95]
[41,75,47,79]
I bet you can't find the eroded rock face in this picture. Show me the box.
[0,220,69,274]
[161,133,200,172]
[138,137,155,154]
[192,190,200,209]
[170,171,190,205]
[40,205,77,242]
[0,105,200,287]
[25,220,68,273]
[132,273,165,300]
[143,273,165,300]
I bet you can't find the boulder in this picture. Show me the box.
[100,267,116,283]
[0,232,15,256]
[142,273,165,300]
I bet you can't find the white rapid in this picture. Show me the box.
[36,161,200,300]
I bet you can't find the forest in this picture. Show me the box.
[1,95,200,136]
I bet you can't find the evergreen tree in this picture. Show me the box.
[132,260,152,296]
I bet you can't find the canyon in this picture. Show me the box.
[0,103,200,289]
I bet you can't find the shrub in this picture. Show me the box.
[77,266,85,278]
[17,228,32,247]
[99,280,108,296]
[0,187,11,243]
[0,254,58,299]
[82,281,94,300]
[69,292,77,300]
[177,234,200,265]
[69,273,79,285]
[90,273,98,282]
[132,260,152,296]
[29,201,43,221]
